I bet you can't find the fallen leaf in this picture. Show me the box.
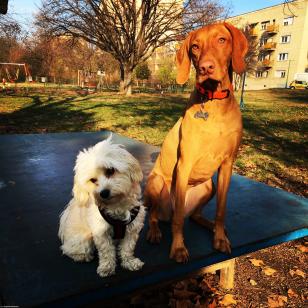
[200,278,217,293]
[268,295,288,307]
[287,289,298,298]
[289,269,295,277]
[299,255,306,264]
[249,279,257,286]
[263,266,277,276]
[208,298,217,308]
[295,245,308,253]
[294,269,305,278]
[289,268,306,278]
[249,258,265,267]
[219,294,237,306]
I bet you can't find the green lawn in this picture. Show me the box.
[0,88,307,197]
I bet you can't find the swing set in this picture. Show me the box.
[0,62,32,83]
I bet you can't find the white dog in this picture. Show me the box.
[58,136,146,277]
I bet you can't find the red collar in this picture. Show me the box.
[196,83,230,101]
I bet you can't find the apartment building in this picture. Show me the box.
[227,0,308,90]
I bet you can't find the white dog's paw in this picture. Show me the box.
[70,253,94,263]
[97,262,116,277]
[121,257,144,271]
[61,239,94,263]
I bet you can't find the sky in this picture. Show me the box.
[8,0,284,27]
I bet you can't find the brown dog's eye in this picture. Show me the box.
[105,167,115,177]
[90,178,97,184]
[218,38,226,44]
[191,44,199,51]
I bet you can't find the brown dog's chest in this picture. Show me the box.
[182,103,242,184]
[187,133,238,184]
[154,100,242,183]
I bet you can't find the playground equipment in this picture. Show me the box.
[77,69,107,92]
[0,63,32,83]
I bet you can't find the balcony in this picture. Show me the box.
[249,28,259,37]
[265,24,279,34]
[259,59,273,68]
[261,42,277,51]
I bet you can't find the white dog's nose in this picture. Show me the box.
[100,189,110,199]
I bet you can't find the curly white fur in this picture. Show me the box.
[58,135,146,277]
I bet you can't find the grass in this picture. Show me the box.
[0,87,307,197]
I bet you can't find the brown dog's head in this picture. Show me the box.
[176,22,248,85]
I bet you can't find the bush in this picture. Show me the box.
[135,62,151,80]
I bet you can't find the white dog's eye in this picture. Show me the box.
[105,167,115,177]
[90,178,97,184]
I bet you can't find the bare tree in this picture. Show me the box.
[283,0,298,17]
[37,0,228,95]
[243,25,258,74]
[231,24,258,91]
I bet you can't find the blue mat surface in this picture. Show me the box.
[0,132,307,307]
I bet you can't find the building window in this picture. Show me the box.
[283,16,294,26]
[275,70,286,78]
[260,38,267,46]
[278,53,288,61]
[281,35,291,43]
[256,71,268,78]
[259,54,266,61]
[261,21,270,30]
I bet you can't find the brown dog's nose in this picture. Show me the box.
[199,61,215,75]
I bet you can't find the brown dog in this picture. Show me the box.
[144,23,248,263]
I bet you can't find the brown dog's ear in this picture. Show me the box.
[224,22,248,74]
[176,32,194,85]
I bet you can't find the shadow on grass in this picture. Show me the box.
[0,94,94,134]
[268,89,308,104]
[241,115,307,196]
[87,95,187,133]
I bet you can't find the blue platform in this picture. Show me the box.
[0,132,307,307]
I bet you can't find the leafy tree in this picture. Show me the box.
[0,15,23,62]
[157,57,176,86]
[135,62,151,80]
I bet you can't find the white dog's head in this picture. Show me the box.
[72,135,143,210]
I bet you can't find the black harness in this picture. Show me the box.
[99,206,140,240]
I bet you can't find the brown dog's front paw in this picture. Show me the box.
[147,226,162,244]
[169,245,189,263]
[213,233,231,254]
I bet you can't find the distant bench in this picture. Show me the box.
[0,131,307,307]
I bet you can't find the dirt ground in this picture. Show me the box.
[106,237,307,308]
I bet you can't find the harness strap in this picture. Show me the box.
[100,206,140,240]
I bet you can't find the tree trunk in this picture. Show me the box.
[119,64,133,96]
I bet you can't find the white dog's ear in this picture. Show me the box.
[72,178,89,207]
[128,157,143,184]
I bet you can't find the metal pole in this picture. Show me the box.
[240,71,247,110]
[285,59,291,88]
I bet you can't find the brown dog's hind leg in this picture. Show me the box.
[144,174,170,244]
[187,179,216,230]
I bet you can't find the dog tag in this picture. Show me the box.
[194,111,209,120]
